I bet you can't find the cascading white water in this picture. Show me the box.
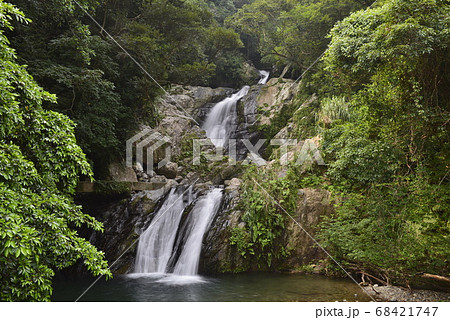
[133,73,264,280]
[133,187,223,278]
[202,86,250,148]
[134,188,194,273]
[202,71,269,149]
[258,70,270,85]
[172,188,223,275]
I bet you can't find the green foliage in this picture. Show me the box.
[235,152,330,268]
[322,0,449,183]
[322,122,401,187]
[208,0,253,23]
[229,226,254,257]
[212,51,248,87]
[236,164,300,267]
[319,173,450,279]
[227,0,372,74]
[10,0,127,175]
[172,61,217,86]
[9,0,247,177]
[290,96,321,140]
[0,1,111,301]
[317,96,351,126]
[316,0,450,281]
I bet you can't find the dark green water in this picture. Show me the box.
[52,273,371,302]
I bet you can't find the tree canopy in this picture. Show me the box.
[318,0,449,279]
[0,1,110,301]
[226,0,374,75]
[9,0,248,175]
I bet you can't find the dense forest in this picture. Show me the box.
[0,0,448,301]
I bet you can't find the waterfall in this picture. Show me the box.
[258,70,270,85]
[202,71,269,149]
[134,188,194,273]
[202,86,250,148]
[133,72,263,279]
[172,188,223,275]
[133,188,223,276]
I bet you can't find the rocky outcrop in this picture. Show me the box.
[284,188,333,267]
[201,180,334,273]
[240,62,260,85]
[79,179,178,274]
[254,78,300,126]
[108,162,138,182]
[232,78,301,159]
[132,85,234,170]
[156,161,178,179]
[128,78,302,178]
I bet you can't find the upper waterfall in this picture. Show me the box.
[258,70,270,85]
[202,86,250,148]
[202,70,270,149]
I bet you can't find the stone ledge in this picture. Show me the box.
[76,181,166,194]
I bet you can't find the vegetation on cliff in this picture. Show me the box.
[317,0,449,283]
[236,0,449,285]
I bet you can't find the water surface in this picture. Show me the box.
[52,273,370,302]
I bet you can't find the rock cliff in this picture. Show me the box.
[80,78,331,275]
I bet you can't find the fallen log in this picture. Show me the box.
[421,273,450,284]
[411,273,450,293]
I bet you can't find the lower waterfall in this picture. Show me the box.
[133,188,223,277]
[134,188,194,274]
[172,188,223,275]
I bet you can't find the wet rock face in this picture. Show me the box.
[285,188,333,267]
[78,181,177,274]
[200,187,334,273]
[234,86,265,159]
[200,188,248,274]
